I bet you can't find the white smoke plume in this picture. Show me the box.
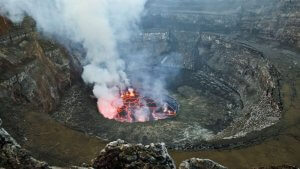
[0,0,147,118]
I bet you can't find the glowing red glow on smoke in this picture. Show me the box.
[97,88,176,122]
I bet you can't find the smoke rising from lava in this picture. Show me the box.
[0,0,148,119]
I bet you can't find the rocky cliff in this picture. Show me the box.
[0,17,72,114]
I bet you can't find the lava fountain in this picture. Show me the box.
[97,87,178,122]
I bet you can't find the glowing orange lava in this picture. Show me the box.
[97,88,176,122]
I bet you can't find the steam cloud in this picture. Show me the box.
[0,0,147,118]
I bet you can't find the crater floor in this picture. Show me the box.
[51,67,259,149]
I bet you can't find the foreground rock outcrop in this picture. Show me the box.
[179,158,227,169]
[92,139,176,169]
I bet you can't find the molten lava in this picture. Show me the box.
[97,88,176,122]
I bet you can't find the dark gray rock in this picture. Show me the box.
[92,139,176,169]
[179,158,227,169]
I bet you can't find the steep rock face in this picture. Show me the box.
[195,33,282,138]
[0,18,71,113]
[179,158,227,169]
[92,139,176,169]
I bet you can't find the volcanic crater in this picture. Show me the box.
[51,31,282,149]
[2,0,300,168]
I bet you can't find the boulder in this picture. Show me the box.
[179,158,227,169]
[92,139,176,169]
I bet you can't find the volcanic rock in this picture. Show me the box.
[179,158,227,169]
[92,139,176,169]
[0,17,72,113]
